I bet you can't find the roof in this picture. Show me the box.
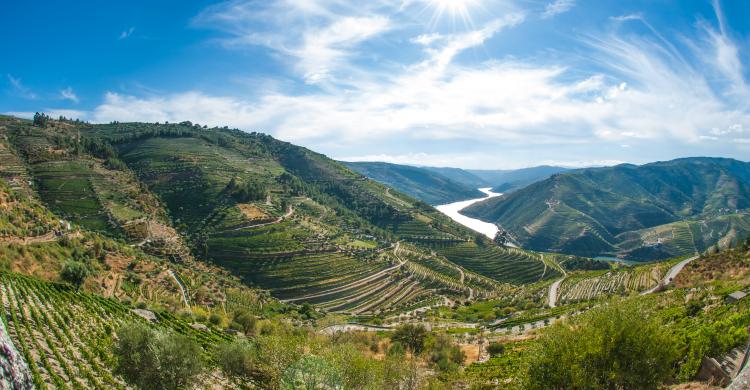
[728,291,748,300]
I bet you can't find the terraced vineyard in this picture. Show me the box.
[0,271,231,389]
[32,160,112,232]
[556,262,671,303]
[433,242,558,284]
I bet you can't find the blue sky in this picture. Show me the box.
[2,0,749,169]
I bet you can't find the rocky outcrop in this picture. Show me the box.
[0,319,34,390]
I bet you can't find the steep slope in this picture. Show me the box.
[421,166,490,188]
[481,165,569,193]
[464,158,750,260]
[342,161,484,204]
[0,115,565,317]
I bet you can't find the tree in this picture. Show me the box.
[33,112,49,128]
[60,261,89,291]
[232,310,258,335]
[114,323,206,390]
[523,303,679,390]
[391,324,427,354]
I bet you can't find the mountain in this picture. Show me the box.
[342,161,484,204]
[463,157,750,260]
[477,165,569,193]
[345,162,569,205]
[422,166,490,188]
[0,114,562,318]
[2,115,748,390]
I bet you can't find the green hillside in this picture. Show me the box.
[0,115,560,318]
[464,158,750,260]
[343,161,484,204]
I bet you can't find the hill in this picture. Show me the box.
[342,161,484,204]
[480,165,569,193]
[0,115,562,318]
[463,157,750,260]
[344,162,568,205]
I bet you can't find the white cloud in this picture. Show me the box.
[194,0,392,84]
[542,0,575,19]
[57,1,750,168]
[60,87,79,103]
[119,27,135,40]
[293,15,390,83]
[85,16,750,152]
[6,74,37,99]
[411,33,444,46]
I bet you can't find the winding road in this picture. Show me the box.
[641,255,699,295]
[548,277,564,308]
[168,269,191,308]
[547,255,567,308]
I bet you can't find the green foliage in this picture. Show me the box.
[486,342,505,357]
[32,112,50,128]
[60,261,89,291]
[114,323,206,390]
[391,324,427,354]
[344,161,484,205]
[426,333,464,373]
[522,303,679,390]
[465,157,750,260]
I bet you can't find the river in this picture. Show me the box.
[436,188,503,239]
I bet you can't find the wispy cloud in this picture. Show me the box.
[48,0,750,168]
[542,0,575,19]
[60,87,79,103]
[194,1,392,84]
[119,27,135,40]
[6,74,37,99]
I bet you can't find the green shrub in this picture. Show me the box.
[523,303,678,390]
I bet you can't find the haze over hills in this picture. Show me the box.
[464,157,750,260]
[342,161,485,204]
[345,161,568,204]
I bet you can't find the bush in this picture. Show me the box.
[215,340,256,381]
[60,261,89,291]
[522,303,678,390]
[487,342,504,357]
[426,333,464,373]
[114,323,206,390]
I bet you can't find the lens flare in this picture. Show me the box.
[427,0,480,29]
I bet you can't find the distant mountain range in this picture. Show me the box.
[343,162,567,204]
[463,157,750,260]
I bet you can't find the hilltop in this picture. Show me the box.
[464,157,750,260]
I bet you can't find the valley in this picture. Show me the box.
[0,114,748,389]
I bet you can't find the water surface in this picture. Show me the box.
[436,188,502,239]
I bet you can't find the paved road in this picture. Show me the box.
[547,255,567,308]
[548,277,564,308]
[641,255,699,295]
[168,269,190,308]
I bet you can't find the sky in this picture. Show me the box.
[2,0,750,169]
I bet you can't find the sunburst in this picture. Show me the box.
[425,0,481,29]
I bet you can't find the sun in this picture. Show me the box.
[426,0,480,29]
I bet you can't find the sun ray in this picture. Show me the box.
[421,0,481,31]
